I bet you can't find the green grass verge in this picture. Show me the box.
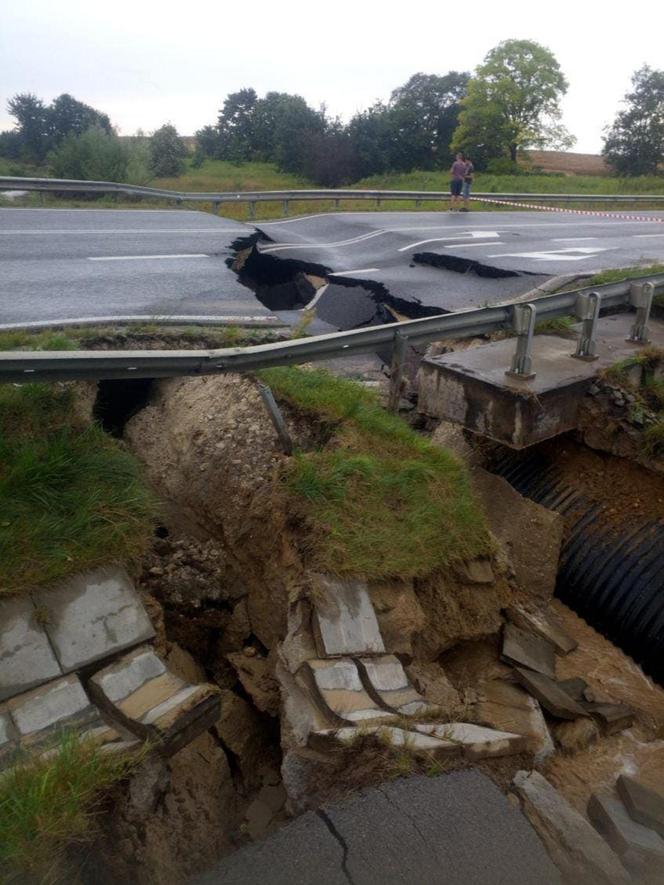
[0,731,140,884]
[580,263,664,288]
[602,346,664,457]
[259,366,491,578]
[0,384,156,596]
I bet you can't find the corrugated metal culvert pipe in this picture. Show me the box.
[490,448,664,684]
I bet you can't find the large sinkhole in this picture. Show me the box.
[413,252,539,279]
[93,378,154,437]
[488,440,664,684]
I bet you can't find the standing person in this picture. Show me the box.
[449,152,466,211]
[461,155,474,212]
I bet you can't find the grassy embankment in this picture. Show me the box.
[0,383,156,596]
[0,733,141,885]
[4,157,664,220]
[260,366,491,578]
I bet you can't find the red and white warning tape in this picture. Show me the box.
[470,194,664,224]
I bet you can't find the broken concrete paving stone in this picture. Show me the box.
[303,659,397,725]
[512,667,588,721]
[32,567,155,672]
[582,702,634,736]
[556,677,590,702]
[588,789,664,873]
[476,680,555,762]
[501,623,556,679]
[356,655,436,717]
[617,775,664,838]
[505,606,578,656]
[88,646,220,754]
[415,722,526,760]
[310,574,385,657]
[310,726,461,759]
[0,596,63,703]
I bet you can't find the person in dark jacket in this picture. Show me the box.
[461,155,474,212]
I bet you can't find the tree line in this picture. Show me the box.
[2,39,663,184]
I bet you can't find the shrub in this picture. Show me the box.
[149,124,186,177]
[48,126,128,181]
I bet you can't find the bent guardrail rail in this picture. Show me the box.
[2,176,664,218]
[1,273,662,387]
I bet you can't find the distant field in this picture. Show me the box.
[526,150,610,175]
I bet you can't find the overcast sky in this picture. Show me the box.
[2,0,662,154]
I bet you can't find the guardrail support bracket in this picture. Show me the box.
[282,200,289,217]
[626,281,654,344]
[572,291,601,361]
[258,383,293,455]
[505,303,537,380]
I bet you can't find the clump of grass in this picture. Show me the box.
[534,315,576,336]
[580,263,664,288]
[0,330,79,351]
[0,731,140,884]
[643,419,664,457]
[258,367,491,578]
[0,383,157,595]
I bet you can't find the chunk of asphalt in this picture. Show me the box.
[501,623,556,679]
[617,775,664,837]
[512,667,588,720]
[588,789,664,873]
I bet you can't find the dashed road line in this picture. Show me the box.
[87,253,210,261]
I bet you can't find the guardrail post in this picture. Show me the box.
[376,198,382,208]
[388,331,408,412]
[572,291,601,360]
[626,281,654,344]
[505,303,537,379]
[415,199,421,208]
[334,198,340,209]
[211,201,220,215]
[258,383,293,455]
[249,202,256,220]
[282,200,289,217]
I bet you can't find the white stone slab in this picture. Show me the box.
[6,674,96,738]
[0,596,62,701]
[306,659,396,724]
[358,655,435,716]
[34,567,155,671]
[311,574,385,657]
[91,646,166,703]
[416,721,526,760]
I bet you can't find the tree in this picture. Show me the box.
[49,94,112,142]
[217,88,257,162]
[6,93,51,161]
[149,124,186,177]
[603,66,664,175]
[194,124,220,158]
[346,103,396,179]
[48,127,128,181]
[451,39,574,166]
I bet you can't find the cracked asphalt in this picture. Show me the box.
[193,771,561,885]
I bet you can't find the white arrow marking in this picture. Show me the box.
[487,247,611,262]
[398,231,500,252]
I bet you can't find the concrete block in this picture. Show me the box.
[513,667,588,720]
[502,623,556,678]
[505,606,577,655]
[34,566,155,672]
[513,770,631,885]
[588,789,664,873]
[476,680,555,762]
[416,721,527,760]
[311,574,385,657]
[617,775,664,838]
[89,646,220,755]
[357,655,436,716]
[0,596,62,702]
[583,702,634,735]
[5,674,99,744]
[303,659,396,725]
[310,726,461,759]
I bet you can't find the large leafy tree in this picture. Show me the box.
[452,39,574,165]
[216,88,258,162]
[603,66,664,175]
[149,123,187,177]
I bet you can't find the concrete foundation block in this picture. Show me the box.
[311,574,385,657]
[310,725,461,759]
[617,775,664,838]
[416,722,527,760]
[513,667,588,721]
[0,596,62,702]
[476,680,555,762]
[588,789,664,874]
[356,655,436,716]
[501,623,556,678]
[88,646,221,755]
[302,659,397,725]
[33,566,155,672]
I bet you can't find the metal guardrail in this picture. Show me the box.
[3,176,664,218]
[1,274,662,386]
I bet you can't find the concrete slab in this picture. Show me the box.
[5,674,98,744]
[583,702,634,735]
[557,677,590,702]
[303,659,397,724]
[311,574,385,657]
[588,789,664,873]
[506,606,577,655]
[513,667,588,720]
[476,680,555,762]
[514,770,631,885]
[356,655,435,716]
[418,314,664,448]
[415,721,527,760]
[0,596,62,701]
[501,623,556,678]
[310,725,461,759]
[617,775,664,837]
[88,646,220,754]
[34,566,155,672]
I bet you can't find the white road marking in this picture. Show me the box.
[87,253,210,261]
[303,283,329,311]
[398,232,500,252]
[443,242,504,249]
[488,247,612,262]
[552,237,599,241]
[634,233,664,238]
[329,268,380,276]
[0,228,245,235]
[259,230,387,252]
